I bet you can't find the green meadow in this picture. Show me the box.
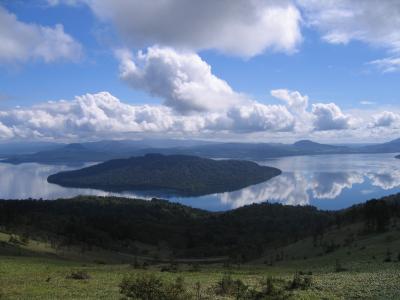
[1,221,400,300]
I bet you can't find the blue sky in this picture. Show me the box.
[0,0,400,142]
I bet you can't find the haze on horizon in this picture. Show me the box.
[0,0,400,144]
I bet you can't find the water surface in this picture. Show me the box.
[1,153,399,211]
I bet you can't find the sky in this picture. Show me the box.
[0,0,400,143]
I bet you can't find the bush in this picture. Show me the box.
[194,282,201,300]
[119,274,189,300]
[240,277,288,300]
[160,263,179,273]
[262,277,277,295]
[289,272,312,290]
[215,274,248,298]
[189,263,201,272]
[66,270,91,280]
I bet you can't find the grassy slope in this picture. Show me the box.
[1,222,400,300]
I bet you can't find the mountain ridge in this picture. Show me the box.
[2,137,400,164]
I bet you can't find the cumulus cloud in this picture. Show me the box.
[116,46,246,113]
[370,111,400,128]
[0,91,300,140]
[54,0,302,57]
[226,103,295,133]
[0,88,396,141]
[0,6,82,64]
[271,89,313,131]
[271,89,308,111]
[312,103,355,131]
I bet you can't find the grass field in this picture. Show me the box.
[1,224,400,299]
[0,219,400,299]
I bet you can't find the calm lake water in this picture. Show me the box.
[1,153,399,211]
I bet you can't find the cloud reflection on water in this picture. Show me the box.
[0,153,400,211]
[219,168,400,209]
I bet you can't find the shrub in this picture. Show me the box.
[119,274,189,300]
[246,277,289,300]
[160,263,179,273]
[194,281,201,300]
[93,260,106,265]
[215,274,248,298]
[189,263,201,272]
[263,277,277,295]
[66,270,91,280]
[289,272,312,290]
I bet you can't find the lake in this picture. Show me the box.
[1,153,399,211]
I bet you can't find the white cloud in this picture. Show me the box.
[311,103,355,131]
[271,89,308,111]
[116,46,246,113]
[0,91,299,140]
[59,0,302,57]
[0,89,398,141]
[370,111,400,128]
[46,0,81,6]
[298,0,400,72]
[271,89,313,131]
[0,6,82,64]
[369,57,400,73]
[226,102,295,133]
[360,100,375,105]
[298,0,400,50]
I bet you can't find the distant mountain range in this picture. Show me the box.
[2,138,400,164]
[0,141,61,158]
[47,154,281,196]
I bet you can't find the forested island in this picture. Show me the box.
[47,154,281,196]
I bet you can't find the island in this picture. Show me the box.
[47,154,281,196]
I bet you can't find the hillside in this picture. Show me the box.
[1,194,400,299]
[361,138,400,153]
[1,224,400,299]
[0,195,400,300]
[3,138,400,164]
[47,154,281,196]
[3,143,113,165]
[1,193,398,260]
